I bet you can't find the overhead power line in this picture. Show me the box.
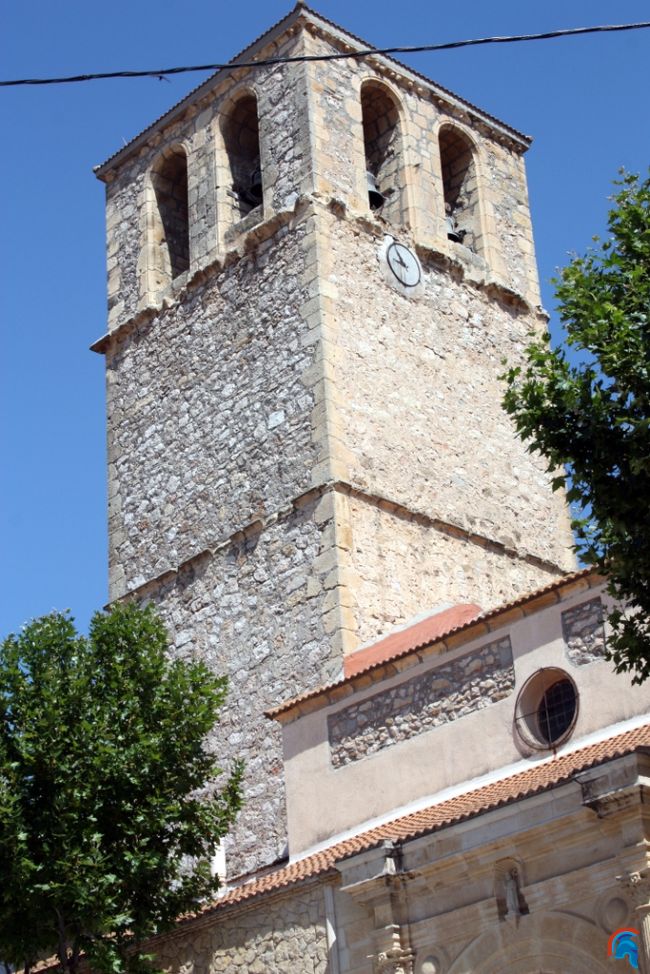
[1,21,650,88]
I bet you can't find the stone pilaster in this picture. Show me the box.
[617,869,650,974]
[371,844,415,974]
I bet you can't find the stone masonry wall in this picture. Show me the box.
[341,492,570,647]
[487,147,539,301]
[147,493,343,878]
[153,884,329,974]
[323,212,575,575]
[103,31,309,332]
[328,637,514,767]
[106,220,317,598]
[562,597,607,666]
[305,25,541,303]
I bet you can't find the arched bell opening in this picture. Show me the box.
[151,146,190,281]
[220,92,263,223]
[438,124,484,255]
[360,81,405,226]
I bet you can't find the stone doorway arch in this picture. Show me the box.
[447,910,609,974]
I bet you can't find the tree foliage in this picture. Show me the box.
[503,170,650,680]
[0,604,242,974]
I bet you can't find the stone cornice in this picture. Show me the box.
[92,195,543,356]
[107,478,574,612]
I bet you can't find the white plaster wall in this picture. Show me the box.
[282,583,650,855]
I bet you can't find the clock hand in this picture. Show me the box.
[395,252,407,269]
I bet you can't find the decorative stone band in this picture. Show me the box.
[562,597,606,666]
[328,636,514,768]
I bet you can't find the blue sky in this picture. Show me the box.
[1,0,649,637]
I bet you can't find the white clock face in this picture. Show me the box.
[386,242,421,288]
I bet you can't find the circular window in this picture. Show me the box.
[514,668,578,751]
[537,678,576,744]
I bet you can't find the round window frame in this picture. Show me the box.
[514,668,579,752]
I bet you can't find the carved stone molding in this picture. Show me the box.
[617,869,650,910]
[376,946,415,974]
[594,888,631,933]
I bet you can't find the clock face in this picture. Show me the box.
[386,242,421,288]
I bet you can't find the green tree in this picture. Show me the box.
[502,170,650,681]
[0,604,242,974]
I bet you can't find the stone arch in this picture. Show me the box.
[360,79,407,226]
[447,910,609,974]
[150,144,190,282]
[219,88,263,227]
[139,142,191,306]
[437,123,485,256]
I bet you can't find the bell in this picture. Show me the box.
[366,171,385,210]
[248,167,263,205]
[446,215,463,243]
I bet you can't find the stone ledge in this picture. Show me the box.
[91,196,315,354]
[108,477,577,610]
[91,194,543,355]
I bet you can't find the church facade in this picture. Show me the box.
[92,5,650,971]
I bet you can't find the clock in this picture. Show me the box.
[386,241,421,288]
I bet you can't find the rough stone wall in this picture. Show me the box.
[486,145,540,302]
[106,221,316,597]
[562,597,607,666]
[154,885,329,974]
[105,168,142,328]
[147,493,343,877]
[99,12,579,883]
[103,31,309,331]
[305,32,366,205]
[304,26,540,302]
[340,492,567,647]
[323,213,575,573]
[328,636,514,767]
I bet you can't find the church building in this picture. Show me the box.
[92,5,650,971]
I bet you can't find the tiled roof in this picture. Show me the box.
[268,568,600,720]
[188,720,650,918]
[95,3,529,176]
[343,603,482,678]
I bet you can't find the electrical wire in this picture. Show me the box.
[2,21,649,88]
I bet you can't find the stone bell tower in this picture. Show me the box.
[93,4,576,879]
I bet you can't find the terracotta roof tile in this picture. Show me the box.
[343,604,482,678]
[268,568,599,719]
[34,718,648,967]
[189,721,650,918]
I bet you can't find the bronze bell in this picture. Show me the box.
[366,171,385,210]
